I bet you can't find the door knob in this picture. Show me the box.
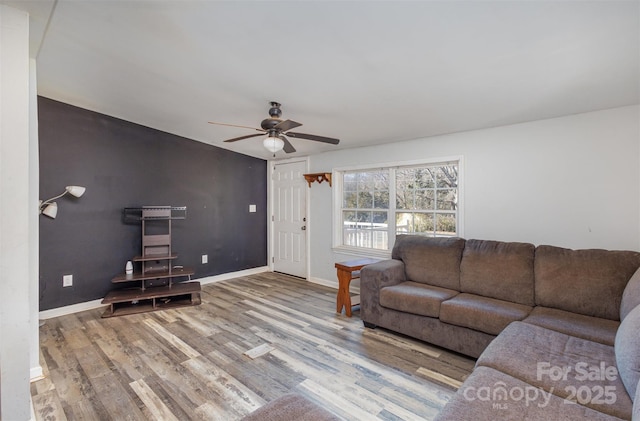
[301,226,306,230]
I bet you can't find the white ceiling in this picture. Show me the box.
[4,0,639,159]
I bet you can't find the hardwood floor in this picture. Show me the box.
[31,272,474,420]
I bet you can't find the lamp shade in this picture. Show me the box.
[66,185,86,198]
[42,202,58,219]
[263,136,284,153]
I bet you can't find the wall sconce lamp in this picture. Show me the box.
[39,185,86,219]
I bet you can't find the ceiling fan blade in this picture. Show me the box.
[223,133,265,143]
[279,135,296,153]
[274,119,302,132]
[287,132,340,145]
[209,121,262,132]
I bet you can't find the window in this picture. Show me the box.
[342,170,390,250]
[334,158,461,254]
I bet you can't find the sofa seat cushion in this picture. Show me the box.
[460,239,535,306]
[615,304,640,402]
[476,322,632,420]
[380,281,458,317]
[534,245,640,321]
[439,293,532,336]
[523,306,619,346]
[434,366,626,421]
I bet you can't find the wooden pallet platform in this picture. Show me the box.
[101,281,201,318]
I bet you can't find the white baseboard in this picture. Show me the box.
[39,298,106,320]
[30,365,43,382]
[308,276,361,294]
[309,276,338,289]
[198,266,269,286]
[38,266,271,320]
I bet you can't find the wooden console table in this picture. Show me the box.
[335,258,381,317]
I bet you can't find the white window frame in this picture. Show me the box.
[332,156,464,258]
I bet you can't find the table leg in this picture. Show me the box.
[336,268,353,316]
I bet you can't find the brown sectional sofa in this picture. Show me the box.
[360,235,640,420]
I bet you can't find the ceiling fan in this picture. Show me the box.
[208,102,340,154]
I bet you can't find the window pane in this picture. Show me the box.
[357,172,376,190]
[343,191,357,208]
[414,213,435,234]
[396,212,436,234]
[396,168,416,189]
[343,181,357,192]
[372,211,388,225]
[373,171,389,190]
[342,211,357,247]
[344,172,357,182]
[397,168,436,189]
[373,190,389,209]
[435,166,458,188]
[371,229,388,250]
[436,189,457,210]
[436,213,456,235]
[415,189,435,210]
[358,191,373,208]
[357,230,370,248]
[396,212,414,233]
[357,211,372,223]
[396,189,413,210]
[343,210,356,222]
[416,169,435,188]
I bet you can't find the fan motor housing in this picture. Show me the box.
[261,102,283,130]
[268,102,282,117]
[261,118,282,130]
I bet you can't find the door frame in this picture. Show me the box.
[267,156,310,280]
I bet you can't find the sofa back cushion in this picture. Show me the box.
[392,235,465,290]
[459,239,535,306]
[535,245,640,321]
[615,304,640,402]
[621,266,640,321]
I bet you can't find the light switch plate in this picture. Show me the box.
[202,254,208,264]
[63,274,73,287]
[249,204,257,213]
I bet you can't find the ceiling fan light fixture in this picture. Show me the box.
[263,136,284,153]
[212,102,339,154]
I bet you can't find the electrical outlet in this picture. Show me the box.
[63,274,73,287]
[249,204,257,213]
[202,254,208,264]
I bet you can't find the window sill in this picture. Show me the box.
[332,246,392,260]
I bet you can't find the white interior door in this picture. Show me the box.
[272,160,307,278]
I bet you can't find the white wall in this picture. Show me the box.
[308,105,640,284]
[0,5,34,420]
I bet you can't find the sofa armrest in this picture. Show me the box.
[363,259,406,288]
[360,259,406,326]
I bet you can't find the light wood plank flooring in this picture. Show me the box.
[31,272,474,420]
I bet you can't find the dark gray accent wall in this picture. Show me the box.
[38,97,267,311]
